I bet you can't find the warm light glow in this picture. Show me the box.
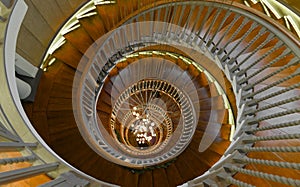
[94,0,116,5]
[48,58,56,66]
[130,107,158,146]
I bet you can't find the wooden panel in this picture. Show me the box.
[49,83,73,98]
[218,16,245,47]
[213,12,236,43]
[17,25,47,66]
[200,8,219,37]
[208,139,230,155]
[16,48,36,68]
[48,111,75,129]
[47,98,73,111]
[183,148,211,177]
[245,31,270,54]
[189,131,223,167]
[22,102,33,119]
[28,0,65,30]
[247,151,300,178]
[67,0,87,9]
[205,9,229,40]
[21,1,55,42]
[31,111,50,142]
[32,74,55,111]
[54,0,74,18]
[0,152,31,172]
[97,104,111,116]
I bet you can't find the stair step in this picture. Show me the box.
[174,151,199,181]
[178,147,211,178]
[199,109,228,124]
[79,15,107,42]
[198,95,224,111]
[153,168,169,187]
[138,170,153,187]
[196,122,231,141]
[165,163,184,187]
[122,171,139,187]
[64,26,95,54]
[96,4,121,31]
[53,41,84,69]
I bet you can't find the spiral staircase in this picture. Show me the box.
[0,0,299,186]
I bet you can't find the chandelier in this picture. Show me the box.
[131,107,157,146]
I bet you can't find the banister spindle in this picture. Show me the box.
[243,68,300,94]
[186,5,204,43]
[247,120,300,133]
[243,133,300,143]
[218,175,255,187]
[201,8,222,43]
[0,142,37,149]
[211,15,239,53]
[195,6,213,39]
[233,157,300,170]
[0,163,59,185]
[238,146,300,153]
[246,82,300,107]
[244,95,300,115]
[248,108,300,125]
[179,5,195,40]
[220,23,259,62]
[222,28,269,64]
[229,33,274,67]
[226,166,300,186]
[217,18,250,55]
[235,41,284,76]
[207,10,232,47]
[0,155,36,165]
[238,49,291,86]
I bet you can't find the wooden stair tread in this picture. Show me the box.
[138,170,153,187]
[152,168,169,187]
[165,163,184,187]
